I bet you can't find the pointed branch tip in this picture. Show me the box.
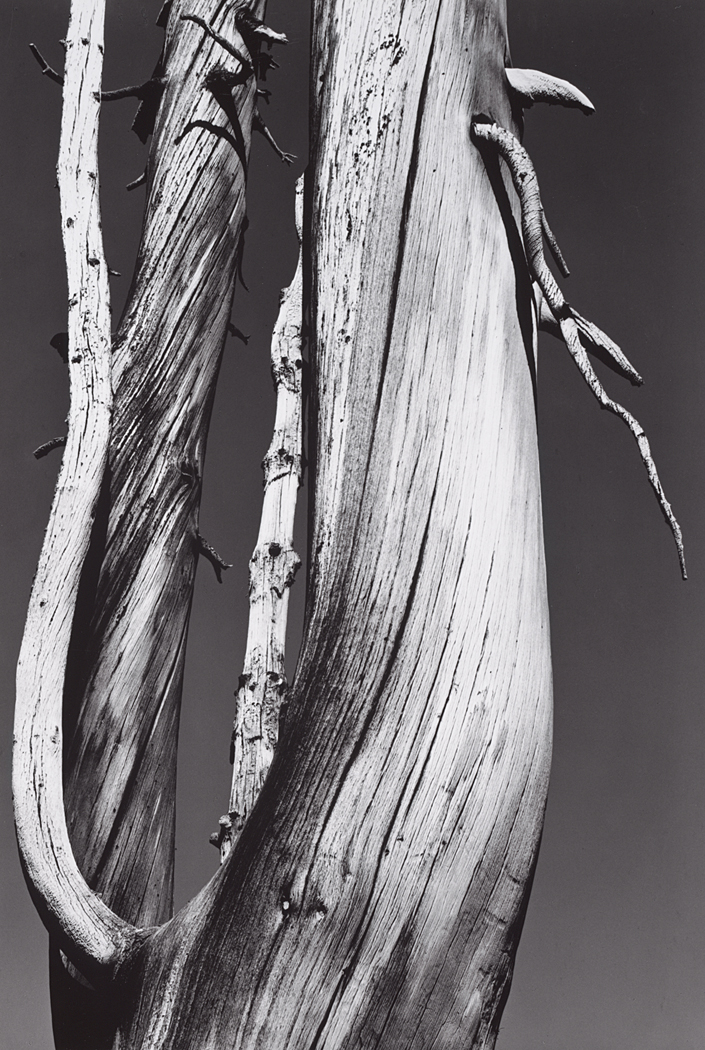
[506,68,595,115]
[541,213,570,278]
[126,170,147,192]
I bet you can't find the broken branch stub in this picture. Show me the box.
[222,176,304,860]
[505,67,595,114]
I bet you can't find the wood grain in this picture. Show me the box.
[120,2,553,1046]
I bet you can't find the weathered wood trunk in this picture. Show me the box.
[113,0,552,1045]
[15,0,553,1046]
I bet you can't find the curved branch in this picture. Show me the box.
[59,0,263,952]
[13,0,139,983]
[472,119,685,578]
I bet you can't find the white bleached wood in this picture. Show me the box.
[506,67,595,114]
[223,176,304,859]
[534,284,643,385]
[13,0,137,982]
[117,3,554,1047]
[28,4,265,1041]
[60,0,264,938]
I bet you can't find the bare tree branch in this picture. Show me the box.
[505,67,595,114]
[472,119,685,578]
[33,436,67,459]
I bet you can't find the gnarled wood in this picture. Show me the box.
[62,0,263,927]
[46,2,267,1046]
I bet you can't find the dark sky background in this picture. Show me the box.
[1,1,703,1047]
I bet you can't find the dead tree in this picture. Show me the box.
[14,1,683,1047]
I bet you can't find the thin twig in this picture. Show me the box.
[29,43,63,84]
[541,213,570,277]
[534,285,643,385]
[253,110,295,165]
[100,77,165,102]
[126,170,147,192]
[30,43,164,103]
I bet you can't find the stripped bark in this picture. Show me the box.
[223,176,304,858]
[60,0,263,921]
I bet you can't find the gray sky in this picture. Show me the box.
[1,1,703,1047]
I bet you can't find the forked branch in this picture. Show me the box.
[220,176,304,860]
[471,119,686,578]
[534,284,643,386]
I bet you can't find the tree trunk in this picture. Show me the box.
[16,0,554,1047]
